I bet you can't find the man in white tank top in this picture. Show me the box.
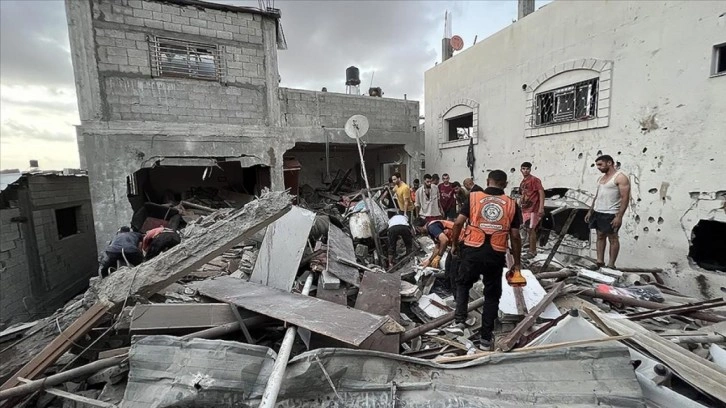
[584,155,631,268]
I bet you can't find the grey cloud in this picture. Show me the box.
[0,1,74,87]
[1,120,76,142]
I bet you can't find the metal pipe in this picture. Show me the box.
[258,274,314,408]
[400,297,487,343]
[0,355,127,401]
[352,127,385,265]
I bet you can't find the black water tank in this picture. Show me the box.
[345,66,360,86]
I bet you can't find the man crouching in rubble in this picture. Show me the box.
[99,226,143,277]
[449,170,523,350]
[141,226,181,261]
[413,217,463,298]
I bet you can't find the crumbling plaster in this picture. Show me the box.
[424,0,726,297]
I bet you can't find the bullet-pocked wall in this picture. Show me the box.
[424,0,726,297]
[66,0,424,251]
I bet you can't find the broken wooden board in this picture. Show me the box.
[249,206,316,291]
[94,191,292,308]
[316,286,348,306]
[499,268,560,321]
[193,276,401,347]
[129,304,240,335]
[326,224,360,287]
[0,303,108,394]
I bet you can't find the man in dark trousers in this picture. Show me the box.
[413,217,465,298]
[449,170,523,350]
[387,214,413,268]
[99,226,144,277]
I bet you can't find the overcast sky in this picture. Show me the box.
[0,0,548,170]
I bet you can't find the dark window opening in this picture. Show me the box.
[688,220,726,272]
[713,43,726,76]
[446,113,473,141]
[535,78,598,126]
[151,37,220,81]
[55,206,80,239]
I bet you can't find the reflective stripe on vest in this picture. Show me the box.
[463,192,517,252]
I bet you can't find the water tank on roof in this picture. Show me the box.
[345,66,361,86]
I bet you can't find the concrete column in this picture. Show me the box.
[65,0,104,122]
[518,0,535,20]
[262,18,281,127]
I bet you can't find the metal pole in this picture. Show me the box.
[352,126,385,265]
[258,274,314,408]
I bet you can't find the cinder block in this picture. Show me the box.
[161,4,180,15]
[132,8,152,19]
[143,19,163,30]
[152,11,172,23]
[141,1,162,12]
[216,31,233,40]
[189,18,207,28]
[163,22,182,32]
[199,28,216,37]
[171,15,189,25]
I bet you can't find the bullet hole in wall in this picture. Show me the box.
[637,198,642,202]
[571,147,576,151]
[597,150,603,156]
[658,217,664,225]
[510,168,516,173]
[578,153,583,159]
[648,188,658,194]
[635,215,641,223]
[617,151,622,155]
[657,229,661,232]
[643,227,649,232]
[642,147,648,153]
[710,158,714,161]
[650,169,656,173]
[648,216,655,223]
[634,235,639,241]
[590,164,595,167]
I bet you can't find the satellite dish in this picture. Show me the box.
[450,35,464,51]
[344,115,369,139]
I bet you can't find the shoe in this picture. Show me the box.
[443,322,466,336]
[477,337,494,351]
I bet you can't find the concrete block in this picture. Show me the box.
[127,49,147,58]
[152,11,172,23]
[216,14,233,24]
[107,55,128,65]
[216,31,233,40]
[163,22,182,32]
[132,8,152,19]
[142,1,162,12]
[125,31,146,41]
[249,35,262,44]
[128,0,143,9]
[181,25,200,35]
[190,17,207,27]
[143,19,164,30]
[233,33,249,43]
[171,15,189,25]
[128,57,148,67]
[179,8,197,19]
[161,4,180,15]
[200,28,216,38]
[207,21,223,31]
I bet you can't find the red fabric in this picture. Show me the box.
[519,175,543,212]
[141,226,165,253]
[438,182,455,211]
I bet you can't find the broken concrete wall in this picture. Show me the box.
[66,0,424,252]
[424,0,726,296]
[0,176,97,327]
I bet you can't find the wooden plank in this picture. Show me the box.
[129,303,237,334]
[193,276,400,347]
[354,271,401,353]
[539,209,577,273]
[0,303,108,393]
[626,299,726,321]
[250,206,316,291]
[592,309,726,401]
[326,224,360,286]
[499,281,566,352]
[316,286,348,306]
[17,378,117,408]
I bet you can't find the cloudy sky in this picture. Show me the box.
[0,0,547,171]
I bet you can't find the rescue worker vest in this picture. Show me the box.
[463,192,517,252]
[426,219,466,243]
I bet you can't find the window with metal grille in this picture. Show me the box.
[534,78,598,126]
[150,37,222,81]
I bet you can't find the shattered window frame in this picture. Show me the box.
[150,36,223,81]
[446,113,474,141]
[712,42,726,77]
[534,78,599,126]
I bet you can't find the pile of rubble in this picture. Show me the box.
[0,190,724,407]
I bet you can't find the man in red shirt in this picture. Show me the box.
[438,173,456,220]
[519,162,545,259]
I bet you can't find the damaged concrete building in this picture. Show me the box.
[65,0,423,251]
[424,0,726,296]
[0,172,97,327]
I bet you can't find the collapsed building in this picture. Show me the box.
[65,0,423,251]
[424,0,726,297]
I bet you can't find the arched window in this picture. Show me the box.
[438,99,479,149]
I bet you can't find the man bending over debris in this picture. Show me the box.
[585,154,631,268]
[414,217,464,297]
[387,214,413,268]
[141,226,181,261]
[99,226,144,277]
[449,170,522,350]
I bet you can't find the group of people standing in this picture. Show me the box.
[385,154,630,351]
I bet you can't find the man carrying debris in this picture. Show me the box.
[387,214,413,268]
[141,225,181,260]
[99,226,144,277]
[438,173,457,220]
[585,155,631,268]
[416,174,443,222]
[449,170,523,350]
[413,217,464,297]
[519,162,545,260]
